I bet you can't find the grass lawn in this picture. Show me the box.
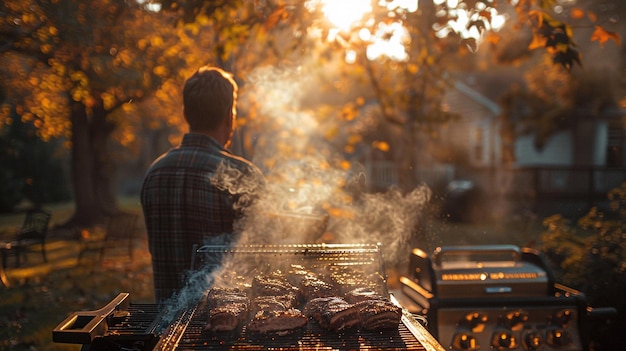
[0,197,544,351]
[0,197,153,351]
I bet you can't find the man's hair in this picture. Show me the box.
[182,66,238,132]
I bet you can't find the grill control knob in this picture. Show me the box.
[554,309,573,327]
[505,310,529,330]
[523,331,543,350]
[451,332,480,350]
[491,330,518,350]
[461,312,488,331]
[547,328,572,347]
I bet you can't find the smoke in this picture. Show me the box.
[327,186,431,265]
[237,64,432,264]
[158,265,212,329]
[162,63,433,318]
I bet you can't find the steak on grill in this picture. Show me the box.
[354,299,402,330]
[246,272,309,335]
[300,277,337,300]
[205,288,250,332]
[247,302,308,335]
[252,271,301,299]
[343,287,386,304]
[207,287,248,307]
[326,266,386,295]
[251,294,298,312]
[303,296,360,331]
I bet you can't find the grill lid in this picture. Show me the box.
[406,245,552,299]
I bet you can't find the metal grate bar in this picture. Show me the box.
[107,304,164,334]
[166,299,427,351]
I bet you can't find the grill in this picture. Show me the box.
[53,243,446,351]
[397,245,613,351]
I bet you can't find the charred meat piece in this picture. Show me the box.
[207,287,248,308]
[247,296,307,335]
[326,266,386,295]
[303,296,360,331]
[354,299,402,331]
[251,294,298,313]
[247,308,308,335]
[205,288,249,332]
[300,276,336,300]
[286,264,318,286]
[212,272,251,291]
[205,303,249,332]
[343,287,386,304]
[251,271,301,299]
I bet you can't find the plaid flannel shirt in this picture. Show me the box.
[140,133,264,302]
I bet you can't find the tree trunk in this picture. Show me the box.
[91,101,119,215]
[67,100,118,228]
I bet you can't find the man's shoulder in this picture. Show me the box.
[145,143,221,170]
[145,145,262,177]
[219,150,257,170]
[217,151,266,183]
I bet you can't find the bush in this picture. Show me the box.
[0,118,71,213]
[539,183,626,351]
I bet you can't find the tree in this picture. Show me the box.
[0,0,220,225]
[0,107,70,212]
[0,0,620,226]
[228,0,622,189]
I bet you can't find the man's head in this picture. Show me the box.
[183,66,238,144]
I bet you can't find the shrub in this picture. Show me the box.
[0,118,71,213]
[539,183,626,351]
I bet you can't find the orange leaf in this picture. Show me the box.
[587,11,597,23]
[528,10,545,27]
[484,32,501,45]
[372,140,390,152]
[479,10,491,22]
[591,25,621,47]
[339,160,351,170]
[264,7,286,31]
[571,8,585,20]
[528,33,547,50]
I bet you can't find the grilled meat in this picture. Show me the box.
[251,294,298,312]
[246,308,308,335]
[300,277,337,300]
[211,271,251,291]
[354,299,402,330]
[207,287,248,308]
[205,288,249,332]
[205,303,249,332]
[251,271,301,299]
[303,296,360,331]
[286,264,318,286]
[327,266,386,295]
[247,273,308,335]
[343,287,386,304]
[247,295,308,335]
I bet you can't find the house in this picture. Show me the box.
[433,74,626,219]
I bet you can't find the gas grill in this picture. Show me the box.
[53,243,446,351]
[398,245,612,351]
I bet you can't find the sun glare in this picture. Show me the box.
[308,0,504,61]
[305,0,415,62]
[318,0,372,32]
[367,22,410,62]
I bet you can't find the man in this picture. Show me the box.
[141,66,265,302]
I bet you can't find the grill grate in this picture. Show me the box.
[162,298,427,351]
[54,244,443,351]
[107,303,163,334]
